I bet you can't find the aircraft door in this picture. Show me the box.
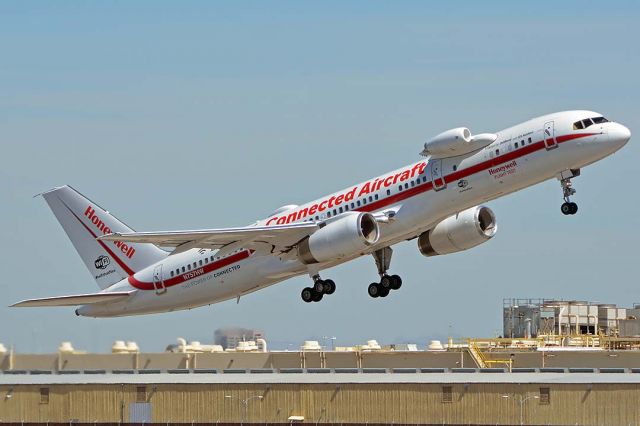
[543,121,558,150]
[152,264,167,295]
[430,159,446,191]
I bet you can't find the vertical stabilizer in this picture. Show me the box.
[40,185,167,289]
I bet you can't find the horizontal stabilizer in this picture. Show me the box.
[10,291,133,307]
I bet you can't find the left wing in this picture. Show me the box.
[98,223,319,256]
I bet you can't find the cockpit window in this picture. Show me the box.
[573,116,608,130]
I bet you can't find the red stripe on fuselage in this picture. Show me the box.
[358,132,597,213]
[128,249,252,290]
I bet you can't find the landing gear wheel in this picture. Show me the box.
[323,279,336,295]
[378,286,390,298]
[569,202,578,215]
[368,283,380,298]
[379,275,392,290]
[561,202,578,215]
[312,291,323,302]
[313,279,325,293]
[301,287,314,303]
[390,275,402,290]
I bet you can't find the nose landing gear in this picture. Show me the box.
[559,169,580,216]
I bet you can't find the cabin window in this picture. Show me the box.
[375,194,379,200]
[422,176,427,182]
[193,262,197,268]
[514,143,518,149]
[404,183,409,189]
[187,265,191,271]
[528,137,532,144]
[410,181,415,187]
[204,258,209,264]
[362,198,367,205]
[339,207,343,213]
[452,165,457,171]
[327,211,332,218]
[398,185,402,191]
[170,271,174,277]
[368,196,372,202]
[350,202,355,209]
[495,149,500,155]
[387,189,391,196]
[199,260,203,266]
[181,267,185,273]
[357,200,361,206]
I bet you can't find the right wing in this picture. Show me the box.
[97,222,319,256]
[11,291,133,307]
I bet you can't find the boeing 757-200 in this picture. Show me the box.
[12,110,631,317]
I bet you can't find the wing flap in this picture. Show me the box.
[97,223,319,253]
[11,292,133,307]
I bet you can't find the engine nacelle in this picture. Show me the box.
[422,127,497,158]
[298,212,380,264]
[418,206,497,257]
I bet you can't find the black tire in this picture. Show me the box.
[301,287,314,303]
[313,280,325,293]
[323,279,336,295]
[368,283,380,298]
[312,290,323,302]
[390,274,402,290]
[561,202,572,215]
[569,202,578,215]
[378,286,390,297]
[380,275,392,289]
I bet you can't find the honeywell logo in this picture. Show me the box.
[85,206,135,259]
[488,160,517,176]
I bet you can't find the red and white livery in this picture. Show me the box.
[12,111,631,316]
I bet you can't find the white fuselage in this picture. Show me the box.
[78,110,630,317]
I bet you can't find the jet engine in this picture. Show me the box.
[298,212,380,264]
[421,127,497,158]
[418,206,497,256]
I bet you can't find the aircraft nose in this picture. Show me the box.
[609,123,631,147]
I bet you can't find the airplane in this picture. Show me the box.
[11,110,631,317]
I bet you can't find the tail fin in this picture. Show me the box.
[40,185,168,289]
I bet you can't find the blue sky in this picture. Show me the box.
[1,1,638,352]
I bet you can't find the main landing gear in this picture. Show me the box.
[301,275,336,303]
[368,247,403,299]
[559,169,580,216]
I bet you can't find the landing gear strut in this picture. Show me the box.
[559,169,580,216]
[368,247,402,298]
[301,274,336,303]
